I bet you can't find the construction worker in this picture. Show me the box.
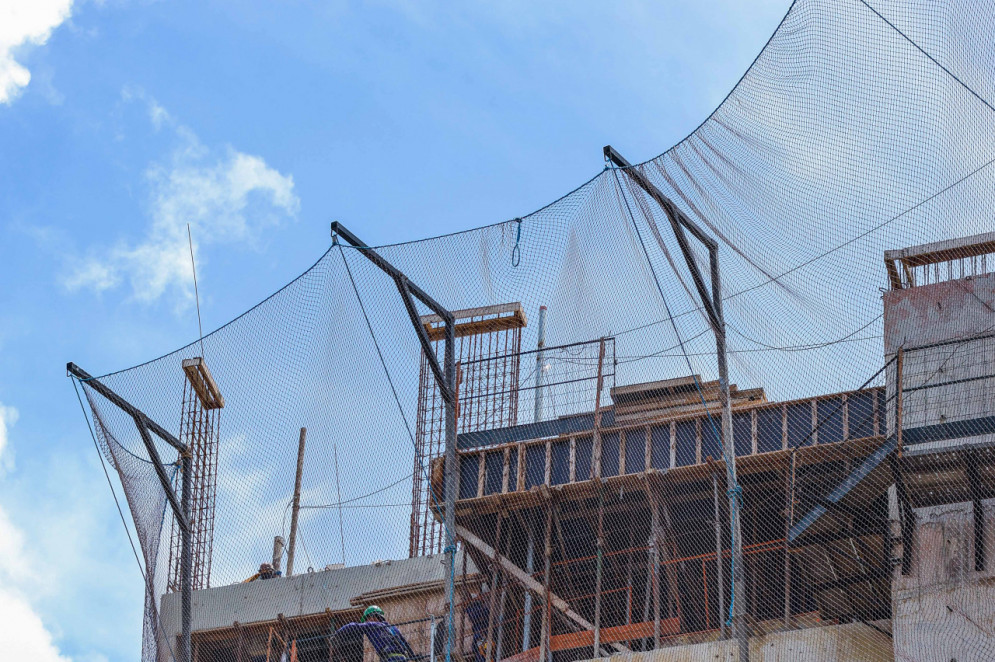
[244,563,282,582]
[332,605,417,662]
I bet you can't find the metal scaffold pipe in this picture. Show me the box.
[533,305,548,423]
[604,146,749,662]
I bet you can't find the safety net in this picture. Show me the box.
[72,1,995,661]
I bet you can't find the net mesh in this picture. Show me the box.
[73,1,995,660]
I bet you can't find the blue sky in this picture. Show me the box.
[0,1,791,660]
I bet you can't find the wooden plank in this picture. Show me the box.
[645,426,652,472]
[569,437,576,483]
[424,308,527,341]
[478,451,487,499]
[544,441,552,487]
[751,409,758,455]
[695,418,702,464]
[811,399,819,446]
[503,448,511,494]
[841,395,849,441]
[619,430,627,475]
[670,421,676,469]
[454,524,630,654]
[182,356,225,409]
[517,446,526,492]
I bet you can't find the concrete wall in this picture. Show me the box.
[884,272,995,453]
[892,498,995,662]
[158,552,468,661]
[574,622,894,662]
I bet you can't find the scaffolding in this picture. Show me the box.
[410,303,527,558]
[167,358,224,592]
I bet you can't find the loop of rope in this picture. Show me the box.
[511,219,522,267]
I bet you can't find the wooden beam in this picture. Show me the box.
[454,524,630,653]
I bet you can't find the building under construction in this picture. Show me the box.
[151,233,995,662]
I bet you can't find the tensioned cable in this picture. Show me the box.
[611,165,747,629]
[338,244,459,662]
[611,154,995,340]
[856,0,995,116]
[298,471,414,509]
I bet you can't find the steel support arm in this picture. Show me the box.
[604,146,721,333]
[332,221,454,326]
[134,416,190,532]
[606,145,748,662]
[67,362,185,452]
[395,276,454,403]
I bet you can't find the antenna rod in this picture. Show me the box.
[187,224,205,358]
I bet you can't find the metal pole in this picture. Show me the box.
[181,451,193,662]
[593,492,605,658]
[603,147,748,661]
[533,306,547,423]
[711,256,748,662]
[712,474,725,639]
[287,427,307,577]
[444,321,458,662]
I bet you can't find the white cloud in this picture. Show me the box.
[0,403,19,476]
[0,0,74,104]
[0,404,71,661]
[68,94,300,307]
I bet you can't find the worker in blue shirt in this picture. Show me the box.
[333,605,417,662]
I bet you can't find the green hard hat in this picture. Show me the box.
[361,605,385,622]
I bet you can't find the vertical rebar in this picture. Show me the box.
[444,320,458,662]
[181,451,192,662]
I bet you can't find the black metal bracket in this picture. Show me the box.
[68,362,190,532]
[604,145,722,334]
[332,221,455,405]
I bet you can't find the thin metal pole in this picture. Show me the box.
[712,254,748,662]
[649,497,660,649]
[181,451,193,662]
[712,473,725,639]
[539,507,553,662]
[444,321,458,662]
[593,492,605,658]
[533,306,547,423]
[522,513,535,652]
[187,224,205,358]
[287,427,307,577]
